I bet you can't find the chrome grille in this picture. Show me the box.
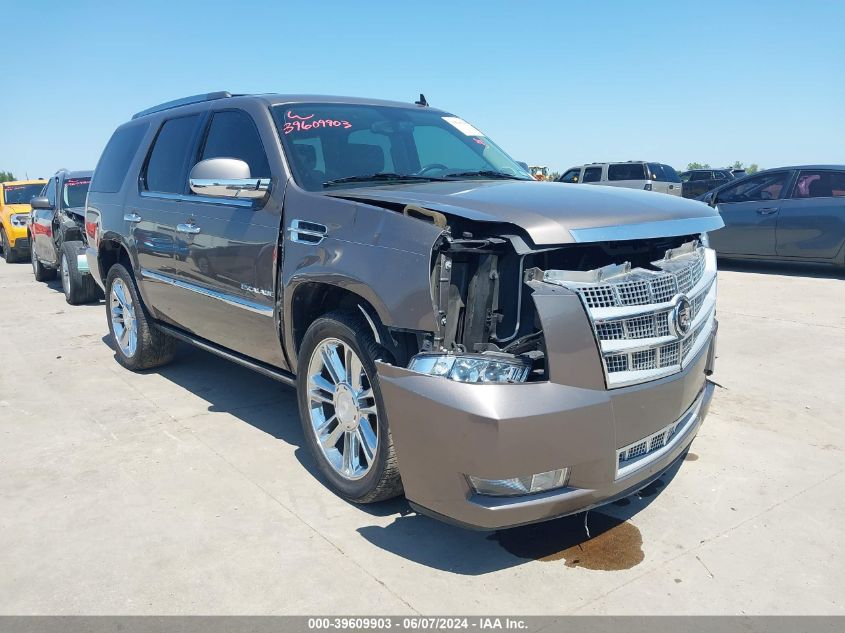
[537,241,717,388]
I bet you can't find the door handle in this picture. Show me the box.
[757,207,779,215]
[176,223,201,235]
[124,212,142,223]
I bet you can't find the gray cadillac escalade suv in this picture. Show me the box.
[85,92,722,529]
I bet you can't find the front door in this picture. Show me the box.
[177,108,285,368]
[776,169,845,260]
[709,170,793,256]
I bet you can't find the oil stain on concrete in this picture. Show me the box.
[685,452,699,461]
[490,512,644,570]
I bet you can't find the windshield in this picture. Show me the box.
[3,183,44,205]
[272,103,532,191]
[62,177,91,208]
[648,163,682,183]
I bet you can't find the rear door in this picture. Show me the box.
[32,177,58,265]
[709,170,794,256]
[134,113,204,327]
[776,169,845,260]
[581,165,603,185]
[177,107,285,367]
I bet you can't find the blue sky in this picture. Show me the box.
[3,0,843,179]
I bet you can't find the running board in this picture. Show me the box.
[155,323,296,387]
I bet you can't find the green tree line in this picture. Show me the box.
[0,170,17,182]
[686,161,759,174]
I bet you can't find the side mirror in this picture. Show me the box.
[189,158,270,201]
[30,196,52,210]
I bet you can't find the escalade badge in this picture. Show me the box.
[669,294,693,338]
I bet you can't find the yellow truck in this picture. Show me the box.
[1,179,46,262]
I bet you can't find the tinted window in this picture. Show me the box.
[648,163,682,183]
[690,171,712,181]
[560,168,581,183]
[45,178,57,207]
[609,163,647,181]
[90,123,149,193]
[200,110,270,178]
[145,115,200,194]
[717,171,790,203]
[582,166,602,183]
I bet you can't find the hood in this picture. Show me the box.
[2,204,32,217]
[329,180,723,245]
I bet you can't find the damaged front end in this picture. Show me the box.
[373,209,719,529]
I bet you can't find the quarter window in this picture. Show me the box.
[791,170,845,199]
[717,171,790,203]
[609,163,647,181]
[199,110,271,178]
[582,166,602,183]
[144,115,201,194]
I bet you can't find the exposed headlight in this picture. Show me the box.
[699,232,710,248]
[468,468,570,497]
[11,214,29,227]
[408,353,530,383]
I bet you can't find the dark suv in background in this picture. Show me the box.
[679,168,737,199]
[29,170,102,304]
[85,91,721,529]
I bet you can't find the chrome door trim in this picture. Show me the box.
[140,268,273,316]
[139,190,254,208]
[569,216,725,243]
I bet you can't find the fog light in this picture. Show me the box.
[468,468,570,497]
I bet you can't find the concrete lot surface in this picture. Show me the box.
[0,258,843,615]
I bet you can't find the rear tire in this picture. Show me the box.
[105,263,175,371]
[31,238,57,281]
[60,241,101,304]
[296,310,403,504]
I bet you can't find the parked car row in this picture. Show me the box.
[558,161,683,196]
[0,171,102,304]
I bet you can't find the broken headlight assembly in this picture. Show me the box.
[408,353,531,383]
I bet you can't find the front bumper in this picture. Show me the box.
[8,229,29,251]
[377,322,717,530]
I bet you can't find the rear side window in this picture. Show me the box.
[145,115,201,194]
[690,171,712,181]
[791,170,845,199]
[199,110,271,178]
[582,166,602,183]
[609,163,647,181]
[647,163,681,183]
[90,123,149,193]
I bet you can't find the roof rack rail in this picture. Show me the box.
[132,91,233,120]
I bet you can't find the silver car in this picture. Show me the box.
[702,165,845,266]
[559,161,683,196]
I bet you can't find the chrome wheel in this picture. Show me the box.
[60,253,70,296]
[110,278,137,358]
[307,338,379,480]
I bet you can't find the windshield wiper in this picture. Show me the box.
[444,170,531,181]
[323,173,448,187]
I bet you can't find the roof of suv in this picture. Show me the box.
[132,91,443,120]
[54,169,93,179]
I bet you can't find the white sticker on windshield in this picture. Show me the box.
[442,116,485,137]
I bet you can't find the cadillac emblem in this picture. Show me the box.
[669,294,693,338]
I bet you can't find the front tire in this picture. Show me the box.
[60,241,101,304]
[1,228,23,263]
[31,238,57,282]
[296,310,403,504]
[105,263,175,371]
